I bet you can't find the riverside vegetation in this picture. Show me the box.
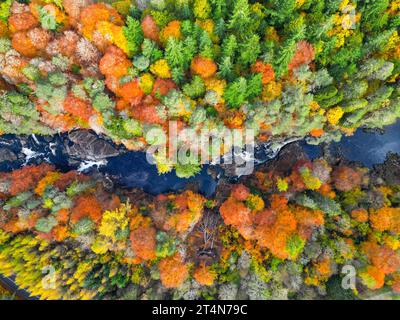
[0,0,399,300]
[0,0,399,176]
[0,149,399,299]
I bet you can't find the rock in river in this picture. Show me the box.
[66,130,120,161]
[0,147,17,162]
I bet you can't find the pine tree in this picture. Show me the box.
[123,16,144,57]
[360,0,390,32]
[239,35,261,66]
[224,77,248,108]
[273,39,296,78]
[246,73,262,100]
[210,0,228,20]
[182,76,206,98]
[218,56,235,80]
[268,0,296,24]
[165,38,186,70]
[221,34,237,59]
[198,29,214,58]
[142,39,164,63]
[227,0,251,32]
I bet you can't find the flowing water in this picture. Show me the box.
[0,120,399,197]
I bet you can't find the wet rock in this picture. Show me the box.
[372,152,400,186]
[90,171,115,191]
[65,130,119,161]
[221,139,296,178]
[246,141,308,180]
[0,148,17,162]
[0,135,22,151]
[266,142,308,174]
[102,175,114,191]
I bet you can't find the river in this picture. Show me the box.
[0,120,399,197]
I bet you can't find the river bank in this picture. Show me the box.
[1,136,400,299]
[0,121,399,198]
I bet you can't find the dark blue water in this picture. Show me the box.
[0,132,219,197]
[301,121,400,167]
[0,121,399,196]
[102,152,218,196]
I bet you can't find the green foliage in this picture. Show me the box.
[51,55,70,71]
[221,34,237,59]
[189,107,207,125]
[123,16,144,57]
[239,35,261,66]
[83,78,106,99]
[224,74,262,109]
[360,0,390,32]
[150,9,175,29]
[93,93,115,112]
[246,74,262,100]
[217,56,234,80]
[35,79,67,114]
[342,80,369,100]
[286,234,305,260]
[71,84,88,100]
[66,181,95,197]
[165,37,194,83]
[319,92,343,109]
[133,55,150,71]
[182,75,205,98]
[341,99,368,113]
[268,0,297,24]
[175,158,201,178]
[0,0,11,22]
[104,116,134,140]
[156,231,177,258]
[294,192,341,217]
[123,118,143,137]
[72,217,95,235]
[35,216,58,233]
[0,38,11,53]
[326,276,358,300]
[224,77,247,108]
[0,91,53,135]
[363,97,400,129]
[26,199,42,210]
[47,191,73,212]
[162,89,193,117]
[38,6,59,30]
[363,29,395,56]
[48,72,68,87]
[311,192,342,217]
[273,39,296,78]
[314,85,338,102]
[193,0,211,19]
[3,192,32,210]
[198,32,213,58]
[228,0,251,32]
[142,39,163,63]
